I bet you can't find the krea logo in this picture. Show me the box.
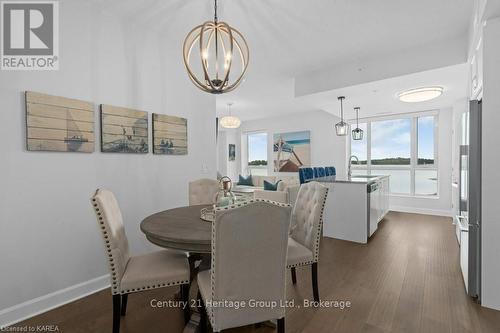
[1,1,59,70]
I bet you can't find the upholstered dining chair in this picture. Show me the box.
[91,189,191,333]
[287,181,328,302]
[197,200,292,333]
[188,178,219,205]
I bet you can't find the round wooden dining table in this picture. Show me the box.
[140,204,212,254]
[140,204,213,333]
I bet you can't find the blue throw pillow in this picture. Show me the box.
[238,175,253,186]
[263,180,282,191]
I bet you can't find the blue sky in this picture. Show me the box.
[417,116,434,159]
[248,132,267,161]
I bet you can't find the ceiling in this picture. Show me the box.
[92,0,474,120]
[300,64,468,120]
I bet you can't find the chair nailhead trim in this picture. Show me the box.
[119,279,190,295]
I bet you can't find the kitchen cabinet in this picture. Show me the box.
[317,175,390,244]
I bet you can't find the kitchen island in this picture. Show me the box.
[313,175,390,244]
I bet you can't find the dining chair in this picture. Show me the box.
[253,189,288,204]
[197,199,292,333]
[188,178,219,205]
[287,181,328,302]
[91,189,191,333]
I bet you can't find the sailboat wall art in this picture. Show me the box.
[273,130,311,172]
[152,114,188,155]
[100,105,149,153]
[25,91,95,153]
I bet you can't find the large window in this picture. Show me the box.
[247,132,268,175]
[350,113,438,196]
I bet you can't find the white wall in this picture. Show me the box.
[481,15,500,311]
[239,110,347,177]
[216,129,239,181]
[0,1,216,325]
[389,108,454,216]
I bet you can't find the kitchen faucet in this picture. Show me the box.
[348,155,359,178]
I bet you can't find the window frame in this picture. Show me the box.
[349,111,439,197]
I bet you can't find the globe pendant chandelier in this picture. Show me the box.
[183,0,249,94]
[352,107,364,140]
[335,96,349,136]
[220,102,241,129]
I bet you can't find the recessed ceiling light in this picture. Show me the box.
[398,86,443,103]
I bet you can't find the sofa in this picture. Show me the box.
[234,175,300,205]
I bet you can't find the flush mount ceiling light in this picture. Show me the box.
[183,0,249,94]
[335,96,349,136]
[352,107,364,140]
[398,86,443,103]
[220,102,241,129]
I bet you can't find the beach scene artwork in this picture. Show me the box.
[273,130,311,172]
[100,105,148,153]
[25,91,95,153]
[152,114,188,155]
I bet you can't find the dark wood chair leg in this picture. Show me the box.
[120,294,128,316]
[291,267,297,284]
[311,262,319,302]
[188,255,197,284]
[277,318,285,333]
[180,284,190,324]
[197,291,208,333]
[112,295,121,333]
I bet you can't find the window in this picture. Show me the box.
[247,132,268,175]
[350,113,438,196]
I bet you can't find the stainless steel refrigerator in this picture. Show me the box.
[458,99,481,302]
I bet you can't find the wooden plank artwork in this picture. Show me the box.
[100,104,149,153]
[152,113,188,155]
[25,91,95,152]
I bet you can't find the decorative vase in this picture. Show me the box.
[214,176,237,207]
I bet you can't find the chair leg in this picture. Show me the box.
[180,284,190,324]
[120,294,128,316]
[291,267,297,284]
[112,295,121,333]
[197,291,208,333]
[311,262,319,302]
[277,318,285,333]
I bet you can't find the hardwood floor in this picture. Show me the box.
[12,212,500,332]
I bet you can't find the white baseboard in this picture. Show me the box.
[390,206,454,217]
[0,275,110,329]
